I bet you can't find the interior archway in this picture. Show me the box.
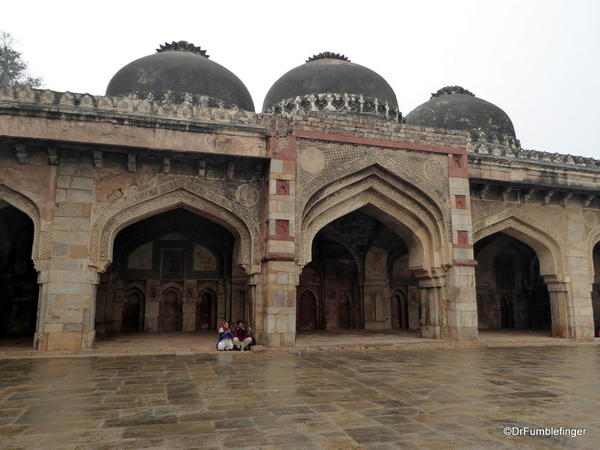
[0,205,39,345]
[95,209,248,337]
[297,209,420,333]
[475,232,551,334]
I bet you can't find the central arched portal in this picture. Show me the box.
[474,232,552,334]
[95,209,250,337]
[297,209,420,333]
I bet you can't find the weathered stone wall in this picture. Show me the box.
[470,153,600,339]
[1,87,599,350]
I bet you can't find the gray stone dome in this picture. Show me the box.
[106,41,255,111]
[263,52,399,120]
[405,86,516,138]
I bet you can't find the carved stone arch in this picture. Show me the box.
[585,225,600,283]
[473,214,564,280]
[0,183,43,263]
[301,164,445,226]
[297,152,445,219]
[90,183,259,274]
[299,175,448,273]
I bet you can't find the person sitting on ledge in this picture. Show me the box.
[216,320,234,351]
[233,320,253,351]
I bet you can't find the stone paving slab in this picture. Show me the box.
[0,346,599,448]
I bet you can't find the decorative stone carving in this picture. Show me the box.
[235,183,260,207]
[0,86,259,125]
[89,177,261,273]
[423,159,445,187]
[584,210,599,229]
[266,93,401,122]
[297,145,325,175]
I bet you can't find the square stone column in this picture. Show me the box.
[35,267,99,351]
[416,277,444,339]
[560,200,595,339]
[256,133,298,347]
[35,161,99,351]
[445,152,479,340]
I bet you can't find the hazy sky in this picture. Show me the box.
[2,0,599,157]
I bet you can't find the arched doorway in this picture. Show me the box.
[122,289,144,332]
[0,205,38,343]
[297,290,317,330]
[297,209,415,332]
[196,290,216,331]
[96,209,237,336]
[298,231,358,330]
[475,232,551,333]
[160,289,182,331]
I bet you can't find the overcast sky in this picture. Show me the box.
[2,0,599,157]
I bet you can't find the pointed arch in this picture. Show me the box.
[298,165,449,274]
[0,184,42,261]
[89,181,259,274]
[586,225,600,283]
[473,214,564,280]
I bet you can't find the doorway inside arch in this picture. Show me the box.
[296,209,420,334]
[196,290,216,331]
[0,205,38,348]
[474,232,551,334]
[95,209,250,343]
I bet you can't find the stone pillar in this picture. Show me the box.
[446,265,479,340]
[111,279,124,332]
[561,200,595,339]
[446,151,479,340]
[145,279,160,331]
[182,280,196,331]
[546,281,570,338]
[35,161,99,351]
[417,276,444,339]
[364,246,391,329]
[35,268,99,351]
[257,132,297,347]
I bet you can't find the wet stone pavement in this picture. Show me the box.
[0,346,599,449]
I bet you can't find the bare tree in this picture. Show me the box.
[0,32,42,88]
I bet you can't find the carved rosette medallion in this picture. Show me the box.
[298,145,325,175]
[235,183,260,207]
[584,210,598,229]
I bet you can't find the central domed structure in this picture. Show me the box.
[106,41,255,111]
[263,52,399,121]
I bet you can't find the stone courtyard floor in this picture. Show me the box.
[1,345,599,449]
[0,329,586,359]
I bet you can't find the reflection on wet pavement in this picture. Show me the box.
[1,346,599,449]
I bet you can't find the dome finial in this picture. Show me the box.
[156,41,209,58]
[431,86,474,98]
[306,52,350,63]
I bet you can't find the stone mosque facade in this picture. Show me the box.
[1,41,599,351]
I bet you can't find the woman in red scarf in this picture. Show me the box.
[216,320,234,351]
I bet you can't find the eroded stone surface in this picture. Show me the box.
[0,346,599,449]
